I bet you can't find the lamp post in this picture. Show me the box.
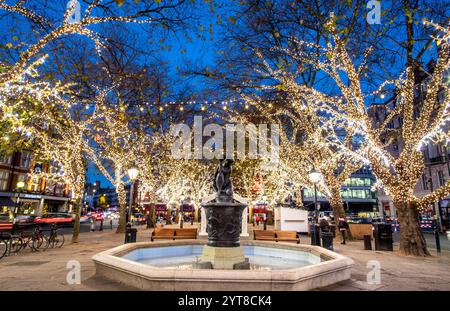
[309,169,322,246]
[127,167,139,225]
[12,181,25,233]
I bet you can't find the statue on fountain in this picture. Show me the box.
[212,159,234,203]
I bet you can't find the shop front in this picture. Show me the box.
[180,204,195,223]
[155,203,168,223]
[251,203,273,225]
[0,197,16,224]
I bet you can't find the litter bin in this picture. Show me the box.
[363,234,372,250]
[321,231,334,250]
[373,223,393,251]
[125,225,137,244]
[310,224,321,246]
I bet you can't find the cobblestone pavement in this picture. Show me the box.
[1,223,449,291]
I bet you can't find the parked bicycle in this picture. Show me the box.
[48,224,64,248]
[0,238,7,259]
[30,225,49,251]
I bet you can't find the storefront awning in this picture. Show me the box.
[0,197,17,207]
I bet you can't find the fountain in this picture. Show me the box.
[199,159,249,269]
[92,160,354,290]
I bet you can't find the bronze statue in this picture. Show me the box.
[212,159,234,202]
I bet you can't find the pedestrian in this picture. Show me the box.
[90,217,95,232]
[319,217,330,232]
[110,218,113,230]
[338,217,349,244]
[100,219,103,231]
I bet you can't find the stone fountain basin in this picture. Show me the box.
[92,240,354,291]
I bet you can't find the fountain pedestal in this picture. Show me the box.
[201,245,247,269]
[200,201,249,269]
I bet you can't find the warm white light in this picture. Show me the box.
[128,167,139,180]
[308,169,322,184]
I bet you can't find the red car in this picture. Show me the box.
[86,211,105,221]
[34,213,74,225]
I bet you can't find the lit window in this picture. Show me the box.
[20,151,32,168]
[0,152,12,165]
[0,170,10,191]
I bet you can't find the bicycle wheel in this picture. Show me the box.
[32,235,49,251]
[0,239,7,259]
[53,234,65,248]
[9,237,23,254]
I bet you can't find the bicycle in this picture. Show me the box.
[30,226,49,251]
[0,238,7,259]
[48,224,64,248]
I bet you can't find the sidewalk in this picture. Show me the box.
[0,224,449,291]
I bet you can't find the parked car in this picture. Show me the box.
[34,213,74,226]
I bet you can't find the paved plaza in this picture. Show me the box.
[1,224,449,291]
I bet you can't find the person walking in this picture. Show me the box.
[338,217,349,244]
[90,217,95,232]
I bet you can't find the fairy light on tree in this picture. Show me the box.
[261,14,450,256]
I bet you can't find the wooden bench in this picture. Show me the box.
[253,230,300,244]
[151,227,198,241]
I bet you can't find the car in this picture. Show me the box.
[34,213,74,226]
[131,213,147,224]
[14,215,36,227]
[86,211,105,221]
[80,215,90,223]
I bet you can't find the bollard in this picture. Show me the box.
[321,231,334,251]
[364,235,372,250]
[124,223,137,244]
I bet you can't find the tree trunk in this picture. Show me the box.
[329,190,353,240]
[116,184,127,233]
[396,201,430,256]
[71,197,82,243]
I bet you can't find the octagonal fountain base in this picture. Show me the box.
[92,240,354,291]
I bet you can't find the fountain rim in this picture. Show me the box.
[92,240,354,282]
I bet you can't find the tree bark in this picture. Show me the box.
[396,201,430,256]
[71,197,82,243]
[116,184,127,233]
[329,190,353,240]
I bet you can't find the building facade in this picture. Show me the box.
[368,62,450,229]
[0,150,71,222]
[302,167,378,216]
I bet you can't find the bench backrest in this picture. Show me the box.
[174,228,198,236]
[275,230,297,239]
[254,230,276,238]
[153,228,175,236]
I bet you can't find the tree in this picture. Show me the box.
[269,15,449,256]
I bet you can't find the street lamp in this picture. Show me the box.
[127,167,139,224]
[309,169,322,246]
[13,181,26,229]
